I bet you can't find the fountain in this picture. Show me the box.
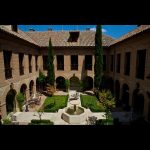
[61,91,87,124]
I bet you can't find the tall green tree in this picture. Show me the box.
[47,38,55,86]
[94,25,103,89]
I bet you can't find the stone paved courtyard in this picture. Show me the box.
[12,91,106,125]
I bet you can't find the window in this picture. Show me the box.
[71,55,78,70]
[103,55,106,71]
[29,54,32,73]
[35,56,38,71]
[85,55,92,70]
[3,50,12,79]
[116,54,121,73]
[19,53,24,75]
[110,55,114,72]
[124,52,131,75]
[43,56,48,70]
[136,49,146,79]
[57,55,64,70]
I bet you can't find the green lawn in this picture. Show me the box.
[80,95,105,112]
[42,95,68,112]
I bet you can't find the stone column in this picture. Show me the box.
[0,50,5,83]
[64,55,70,73]
[24,54,29,75]
[11,53,19,79]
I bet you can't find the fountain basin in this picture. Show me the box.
[62,106,87,124]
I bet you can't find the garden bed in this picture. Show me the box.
[41,95,68,112]
[80,95,105,112]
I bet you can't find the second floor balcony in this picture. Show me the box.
[36,65,38,71]
[20,66,24,75]
[29,65,32,73]
[5,67,12,79]
[57,64,64,70]
[71,64,78,70]
[85,64,92,70]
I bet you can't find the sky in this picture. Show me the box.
[18,25,138,39]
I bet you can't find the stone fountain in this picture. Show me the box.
[61,91,87,124]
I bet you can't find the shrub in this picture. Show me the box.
[2,118,12,125]
[29,119,54,125]
[16,92,25,111]
[65,79,70,92]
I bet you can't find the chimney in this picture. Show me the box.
[12,25,18,32]
[29,28,35,31]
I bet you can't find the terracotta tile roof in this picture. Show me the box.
[26,30,115,47]
[0,25,38,46]
[110,25,150,46]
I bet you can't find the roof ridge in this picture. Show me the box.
[109,25,150,46]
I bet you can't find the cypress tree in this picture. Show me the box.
[94,25,103,89]
[47,38,55,86]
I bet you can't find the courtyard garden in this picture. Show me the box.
[80,95,105,112]
[41,95,68,112]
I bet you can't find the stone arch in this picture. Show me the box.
[122,83,129,106]
[29,80,34,96]
[132,85,145,115]
[82,76,93,91]
[6,89,17,114]
[56,76,66,91]
[20,83,27,100]
[36,77,40,92]
[70,76,80,91]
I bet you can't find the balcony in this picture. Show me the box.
[5,67,12,79]
[29,65,32,73]
[20,66,24,75]
[85,64,92,70]
[57,64,64,70]
[71,64,78,70]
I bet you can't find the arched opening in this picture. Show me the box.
[82,76,93,91]
[29,80,34,96]
[56,76,66,91]
[107,77,114,95]
[122,84,129,108]
[36,78,40,92]
[70,76,80,91]
[133,89,144,115]
[6,89,17,114]
[20,84,27,100]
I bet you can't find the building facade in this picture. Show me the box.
[0,25,150,122]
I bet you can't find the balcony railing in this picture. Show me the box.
[29,65,32,73]
[85,64,92,70]
[5,67,12,79]
[71,64,78,70]
[20,66,24,75]
[57,64,64,70]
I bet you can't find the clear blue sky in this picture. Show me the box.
[18,25,138,39]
